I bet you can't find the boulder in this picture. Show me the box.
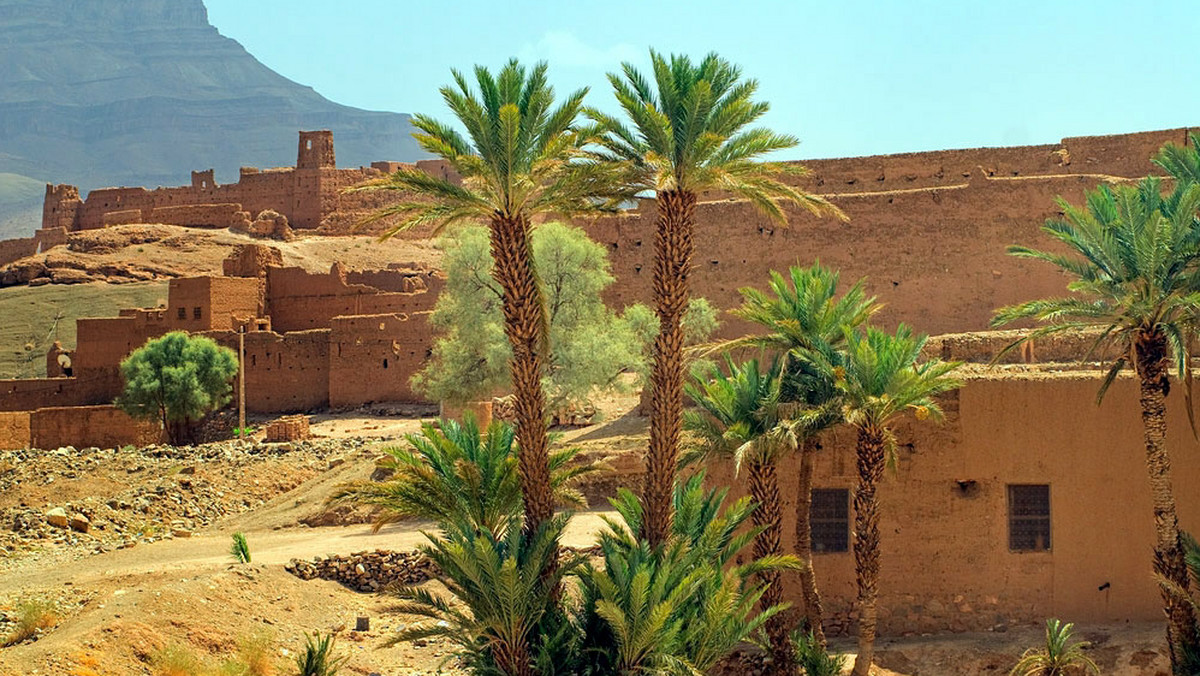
[45,507,68,528]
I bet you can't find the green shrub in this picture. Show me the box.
[793,629,847,676]
[295,633,347,676]
[230,532,251,564]
[152,643,211,676]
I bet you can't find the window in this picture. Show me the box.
[1008,484,1051,552]
[176,307,186,320]
[811,489,849,553]
[193,307,202,320]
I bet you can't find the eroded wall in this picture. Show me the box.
[29,405,162,449]
[328,312,432,408]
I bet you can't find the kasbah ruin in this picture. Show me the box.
[3,125,1200,671]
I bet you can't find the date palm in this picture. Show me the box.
[809,325,960,675]
[993,177,1200,673]
[715,263,881,645]
[684,356,798,674]
[351,60,629,538]
[591,50,845,548]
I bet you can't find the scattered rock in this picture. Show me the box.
[46,507,69,529]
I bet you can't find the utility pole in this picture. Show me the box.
[238,325,246,441]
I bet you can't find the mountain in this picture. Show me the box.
[0,0,426,239]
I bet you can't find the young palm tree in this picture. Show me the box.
[714,263,881,644]
[327,418,595,538]
[684,357,798,674]
[993,178,1200,673]
[591,51,846,548]
[351,60,629,537]
[1010,619,1100,676]
[810,325,961,676]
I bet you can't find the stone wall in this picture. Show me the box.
[704,369,1200,635]
[285,549,435,592]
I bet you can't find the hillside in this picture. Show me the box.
[0,0,427,237]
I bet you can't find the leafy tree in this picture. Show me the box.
[713,263,881,644]
[413,223,648,411]
[329,418,595,538]
[684,357,799,674]
[591,50,845,547]
[352,60,629,544]
[806,325,960,675]
[116,331,237,445]
[993,177,1200,673]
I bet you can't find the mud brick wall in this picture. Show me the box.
[264,415,310,442]
[42,184,81,231]
[0,411,31,450]
[235,330,330,413]
[29,405,162,449]
[0,236,38,267]
[101,209,144,227]
[328,312,433,408]
[33,227,69,250]
[166,277,261,331]
[703,371,1200,636]
[147,204,251,229]
[265,265,438,333]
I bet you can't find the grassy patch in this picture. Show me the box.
[0,281,167,378]
[3,599,58,646]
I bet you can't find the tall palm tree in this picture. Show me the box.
[351,60,629,537]
[809,325,960,676]
[716,263,881,644]
[591,50,846,547]
[684,356,798,674]
[993,178,1200,674]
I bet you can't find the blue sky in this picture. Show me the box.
[205,0,1199,161]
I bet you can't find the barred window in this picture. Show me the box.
[193,307,202,320]
[811,488,849,553]
[1008,484,1051,552]
[176,307,186,320]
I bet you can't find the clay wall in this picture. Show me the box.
[0,376,116,412]
[583,173,1115,338]
[265,265,438,333]
[42,184,82,231]
[328,312,432,408]
[165,277,262,331]
[0,411,31,450]
[33,227,69,250]
[703,370,1200,635]
[147,204,251,229]
[217,329,330,413]
[0,236,38,267]
[29,405,162,449]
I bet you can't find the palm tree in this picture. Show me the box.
[810,325,960,676]
[716,263,881,644]
[993,177,1200,673]
[1010,619,1100,676]
[684,357,798,674]
[327,418,595,538]
[591,51,846,548]
[350,60,629,537]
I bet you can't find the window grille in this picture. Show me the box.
[811,488,849,553]
[193,307,202,320]
[1008,484,1051,552]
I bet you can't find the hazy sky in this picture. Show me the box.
[204,0,1199,160]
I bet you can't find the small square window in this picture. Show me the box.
[176,307,185,320]
[193,307,202,320]
[811,488,849,553]
[1008,484,1051,552]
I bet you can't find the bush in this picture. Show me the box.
[793,629,847,676]
[230,532,251,564]
[1010,619,1099,676]
[219,631,277,676]
[2,599,57,646]
[152,643,211,676]
[116,332,238,445]
[295,633,347,676]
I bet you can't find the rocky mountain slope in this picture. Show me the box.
[0,0,426,239]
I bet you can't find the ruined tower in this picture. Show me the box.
[42,184,82,231]
[296,130,335,170]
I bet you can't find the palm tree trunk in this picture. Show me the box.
[851,424,886,676]
[642,188,696,549]
[488,212,554,536]
[1135,335,1200,674]
[747,458,798,675]
[795,437,828,646]
[493,637,537,676]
